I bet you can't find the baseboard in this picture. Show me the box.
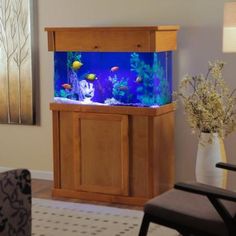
[0,166,53,180]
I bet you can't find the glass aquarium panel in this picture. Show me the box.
[54,51,172,107]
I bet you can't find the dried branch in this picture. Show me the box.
[175,60,236,141]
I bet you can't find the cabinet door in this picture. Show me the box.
[73,112,129,196]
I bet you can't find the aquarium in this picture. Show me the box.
[54,51,173,107]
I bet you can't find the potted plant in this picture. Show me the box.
[175,60,236,187]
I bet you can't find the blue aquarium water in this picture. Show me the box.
[54,51,172,107]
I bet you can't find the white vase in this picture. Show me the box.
[195,132,227,188]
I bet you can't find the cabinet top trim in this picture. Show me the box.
[45,25,180,32]
[50,102,176,116]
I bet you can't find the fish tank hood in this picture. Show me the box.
[54,51,173,107]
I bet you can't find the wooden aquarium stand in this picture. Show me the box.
[50,103,175,206]
[46,26,179,206]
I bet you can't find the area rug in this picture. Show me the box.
[32,198,178,236]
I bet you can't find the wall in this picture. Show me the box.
[0,0,235,184]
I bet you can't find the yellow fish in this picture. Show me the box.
[72,61,83,70]
[86,73,97,81]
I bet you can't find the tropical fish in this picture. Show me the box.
[118,86,128,91]
[86,73,97,81]
[135,76,142,83]
[110,66,119,72]
[72,60,83,70]
[62,83,72,90]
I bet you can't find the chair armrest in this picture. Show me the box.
[216,162,236,171]
[174,182,236,202]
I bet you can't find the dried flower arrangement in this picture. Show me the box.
[175,60,236,141]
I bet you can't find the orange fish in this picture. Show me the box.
[110,66,119,72]
[62,83,72,90]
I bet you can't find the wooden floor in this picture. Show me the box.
[32,179,142,210]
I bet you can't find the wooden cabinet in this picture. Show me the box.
[50,103,175,206]
[46,26,179,206]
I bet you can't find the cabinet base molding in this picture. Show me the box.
[52,188,148,206]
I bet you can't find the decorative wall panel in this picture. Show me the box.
[0,0,34,124]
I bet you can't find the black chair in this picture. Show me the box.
[139,162,236,236]
[0,169,31,236]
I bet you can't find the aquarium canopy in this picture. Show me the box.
[45,26,179,107]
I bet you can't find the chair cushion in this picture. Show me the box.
[0,169,31,236]
[144,189,236,236]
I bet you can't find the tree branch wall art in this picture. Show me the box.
[0,0,34,124]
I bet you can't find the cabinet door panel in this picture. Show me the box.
[59,111,75,189]
[73,113,129,195]
[130,116,150,197]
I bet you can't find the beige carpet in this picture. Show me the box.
[32,198,178,236]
